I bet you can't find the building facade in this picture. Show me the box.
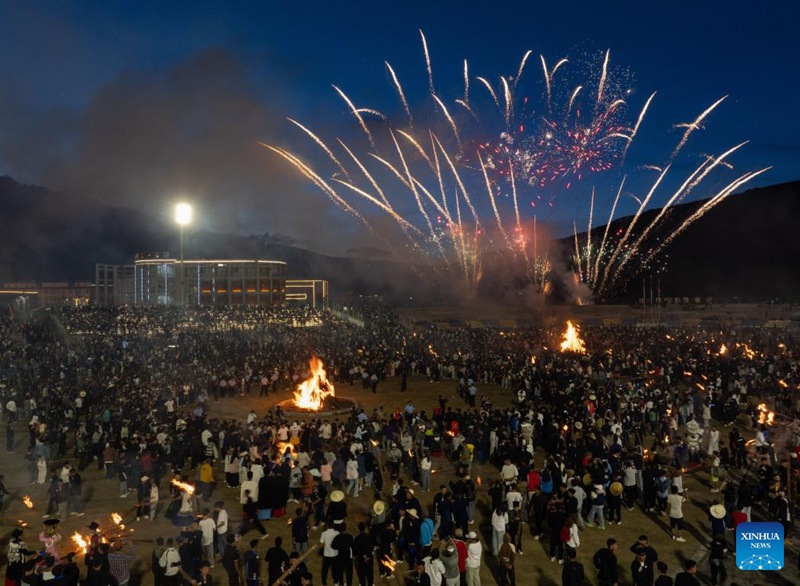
[132,256,288,306]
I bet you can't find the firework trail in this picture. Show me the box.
[332,85,375,149]
[420,29,434,95]
[385,62,412,124]
[671,95,728,157]
[267,32,767,296]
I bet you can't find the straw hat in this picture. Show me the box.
[407,508,419,519]
[330,490,345,503]
[373,500,386,516]
[582,473,593,486]
[574,421,583,430]
[609,482,623,496]
[710,504,726,519]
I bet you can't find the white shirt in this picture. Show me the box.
[216,508,229,534]
[159,548,181,576]
[501,464,519,482]
[467,541,482,568]
[199,517,216,546]
[491,511,508,532]
[320,528,340,557]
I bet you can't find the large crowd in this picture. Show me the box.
[1,304,799,586]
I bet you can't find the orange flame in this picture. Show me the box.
[718,344,728,356]
[71,532,89,554]
[757,403,775,426]
[381,555,397,573]
[560,320,586,353]
[171,479,196,494]
[111,513,123,525]
[476,475,482,487]
[293,356,335,411]
[22,495,33,508]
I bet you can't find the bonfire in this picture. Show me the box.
[560,320,586,353]
[293,356,335,410]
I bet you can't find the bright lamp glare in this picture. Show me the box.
[175,203,192,225]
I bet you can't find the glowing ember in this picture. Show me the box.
[559,320,586,353]
[757,403,775,426]
[293,356,335,411]
[111,513,123,525]
[718,344,728,356]
[171,479,196,494]
[71,532,88,554]
[22,496,33,508]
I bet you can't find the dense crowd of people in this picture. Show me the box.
[0,304,798,586]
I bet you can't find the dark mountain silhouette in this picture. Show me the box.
[1,175,798,302]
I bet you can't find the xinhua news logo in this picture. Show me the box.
[736,522,784,571]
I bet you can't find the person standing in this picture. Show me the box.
[547,492,567,563]
[491,505,508,556]
[214,501,229,559]
[497,533,516,586]
[242,540,261,586]
[674,560,700,586]
[320,524,339,586]
[630,548,654,586]
[654,561,673,586]
[198,509,216,567]
[561,548,584,586]
[159,539,182,586]
[332,523,354,586]
[709,534,727,586]
[592,539,619,586]
[151,537,166,586]
[586,484,606,530]
[221,535,242,586]
[465,531,482,586]
[353,523,374,586]
[667,487,687,542]
[265,536,290,586]
[441,545,459,586]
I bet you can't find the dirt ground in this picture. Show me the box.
[2,375,795,585]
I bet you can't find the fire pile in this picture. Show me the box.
[757,403,775,426]
[560,320,586,354]
[293,356,335,411]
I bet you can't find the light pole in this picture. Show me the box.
[175,203,192,306]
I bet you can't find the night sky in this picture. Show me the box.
[1,1,798,257]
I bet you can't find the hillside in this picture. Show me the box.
[1,175,798,301]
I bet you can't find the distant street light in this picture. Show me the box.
[175,203,192,305]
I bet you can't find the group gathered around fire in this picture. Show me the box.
[1,303,799,586]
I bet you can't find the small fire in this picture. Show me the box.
[275,441,292,461]
[476,475,483,487]
[560,321,586,354]
[171,479,196,494]
[111,513,123,525]
[530,356,536,365]
[778,379,788,388]
[22,496,33,508]
[293,356,335,411]
[381,555,397,573]
[757,403,775,426]
[17,520,28,527]
[718,344,728,356]
[71,532,88,554]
